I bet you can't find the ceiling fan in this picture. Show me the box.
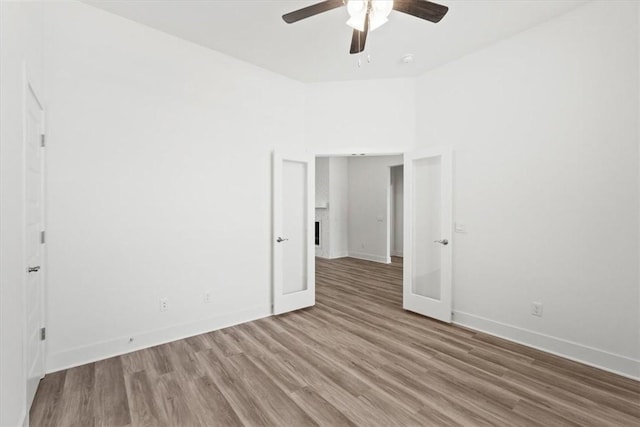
[282,0,449,54]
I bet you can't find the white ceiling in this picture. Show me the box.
[83,0,587,82]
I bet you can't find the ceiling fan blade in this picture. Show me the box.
[349,6,370,54]
[393,0,449,23]
[282,0,345,24]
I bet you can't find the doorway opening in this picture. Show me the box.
[314,154,404,309]
[272,148,452,323]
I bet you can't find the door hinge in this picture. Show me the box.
[40,327,46,341]
[40,134,45,147]
[40,231,45,244]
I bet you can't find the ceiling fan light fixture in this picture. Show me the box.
[281,0,449,55]
[346,0,393,33]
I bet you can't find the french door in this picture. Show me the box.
[272,152,315,315]
[403,147,453,322]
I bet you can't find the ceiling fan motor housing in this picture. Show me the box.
[346,0,394,33]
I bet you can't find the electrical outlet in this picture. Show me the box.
[204,291,211,304]
[531,302,543,317]
[160,298,168,312]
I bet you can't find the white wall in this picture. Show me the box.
[305,79,416,154]
[7,0,634,398]
[348,155,403,263]
[43,1,305,372]
[316,156,349,259]
[315,157,330,258]
[329,157,349,258]
[0,1,44,425]
[637,2,640,360]
[417,1,639,377]
[391,165,404,257]
[304,77,414,262]
[315,157,330,207]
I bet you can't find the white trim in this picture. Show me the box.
[453,310,640,380]
[46,305,271,373]
[388,163,404,261]
[329,252,349,259]
[314,150,404,157]
[348,252,391,264]
[386,166,392,264]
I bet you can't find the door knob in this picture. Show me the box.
[434,239,448,245]
[276,237,289,243]
[27,266,41,273]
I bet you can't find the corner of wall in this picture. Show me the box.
[453,311,640,380]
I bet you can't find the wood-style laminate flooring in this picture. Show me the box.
[31,257,640,426]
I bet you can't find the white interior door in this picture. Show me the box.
[25,83,46,408]
[403,148,453,322]
[272,152,315,315]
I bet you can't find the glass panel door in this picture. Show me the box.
[403,148,452,323]
[273,152,315,315]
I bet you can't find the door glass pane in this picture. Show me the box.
[412,156,442,300]
[282,160,308,294]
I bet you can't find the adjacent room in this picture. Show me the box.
[1,0,639,426]
[314,155,403,263]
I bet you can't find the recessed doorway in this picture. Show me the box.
[313,154,404,311]
[272,148,453,323]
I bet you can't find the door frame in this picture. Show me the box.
[386,163,404,261]
[23,70,47,412]
[314,151,403,267]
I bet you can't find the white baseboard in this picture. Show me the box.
[46,305,272,373]
[46,303,638,382]
[391,251,403,257]
[329,252,349,259]
[348,251,391,264]
[453,310,640,380]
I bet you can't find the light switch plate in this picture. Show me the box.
[455,222,467,233]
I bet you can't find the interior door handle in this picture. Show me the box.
[434,239,448,246]
[276,237,289,243]
[27,266,41,273]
